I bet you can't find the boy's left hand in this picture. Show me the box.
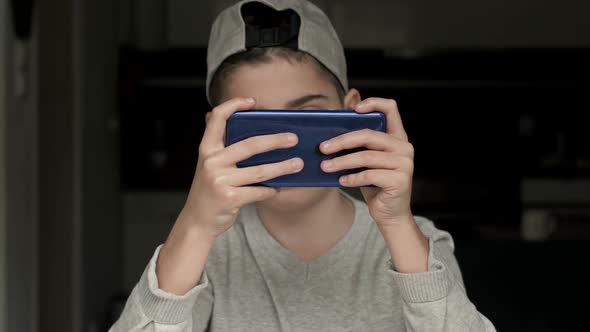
[320,97,414,228]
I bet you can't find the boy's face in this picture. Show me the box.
[223,57,344,110]
[221,57,359,210]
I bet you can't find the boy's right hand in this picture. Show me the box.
[178,97,303,238]
[157,97,302,295]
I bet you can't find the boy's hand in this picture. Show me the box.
[158,97,304,295]
[319,98,414,229]
[180,97,304,238]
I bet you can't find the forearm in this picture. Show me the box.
[378,215,429,273]
[157,210,217,295]
[110,242,214,331]
[384,217,496,331]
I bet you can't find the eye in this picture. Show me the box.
[299,104,324,110]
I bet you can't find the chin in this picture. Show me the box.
[260,187,334,212]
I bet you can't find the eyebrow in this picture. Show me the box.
[285,94,329,109]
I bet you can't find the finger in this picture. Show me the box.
[235,186,280,206]
[320,129,391,153]
[222,133,298,166]
[200,97,255,154]
[321,151,413,173]
[340,169,411,190]
[320,129,410,154]
[225,157,304,187]
[355,97,408,141]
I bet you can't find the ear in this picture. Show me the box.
[343,88,361,109]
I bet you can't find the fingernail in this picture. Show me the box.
[246,97,255,103]
[287,133,298,143]
[340,175,349,183]
[356,102,365,109]
[321,141,331,150]
[291,158,303,169]
[322,160,333,169]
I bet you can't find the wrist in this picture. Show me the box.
[157,214,217,295]
[176,209,222,242]
[176,222,218,249]
[375,213,415,231]
[378,216,429,273]
[378,216,419,245]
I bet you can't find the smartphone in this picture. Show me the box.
[225,109,387,187]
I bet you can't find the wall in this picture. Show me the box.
[37,0,123,330]
[37,0,78,329]
[77,0,123,329]
[411,0,590,48]
[0,1,124,330]
[2,0,40,331]
[130,0,590,48]
[0,0,7,329]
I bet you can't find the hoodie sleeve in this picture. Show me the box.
[389,216,496,332]
[108,245,214,332]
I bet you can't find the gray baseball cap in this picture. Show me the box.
[206,0,348,104]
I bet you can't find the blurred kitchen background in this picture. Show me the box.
[1,0,590,331]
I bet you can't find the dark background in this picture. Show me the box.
[1,0,589,331]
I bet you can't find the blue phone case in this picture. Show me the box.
[225,109,387,187]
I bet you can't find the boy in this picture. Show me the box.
[111,0,496,331]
